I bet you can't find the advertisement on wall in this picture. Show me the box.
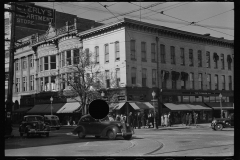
[15,3,55,31]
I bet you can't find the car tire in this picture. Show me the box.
[46,132,49,137]
[123,135,132,140]
[95,135,101,138]
[215,124,223,131]
[107,130,116,140]
[78,131,85,139]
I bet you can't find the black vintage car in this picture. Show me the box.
[72,114,133,140]
[211,113,234,131]
[19,115,50,137]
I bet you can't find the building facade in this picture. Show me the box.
[12,18,234,124]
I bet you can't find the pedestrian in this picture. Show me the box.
[164,113,168,127]
[155,110,159,129]
[128,112,134,133]
[181,112,185,125]
[161,114,164,127]
[188,113,192,126]
[141,112,145,128]
[186,113,189,126]
[194,112,198,126]
[147,112,151,128]
[134,112,138,129]
[168,112,172,127]
[137,112,141,129]
[116,114,121,121]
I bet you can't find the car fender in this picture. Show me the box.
[101,125,120,137]
[215,122,226,128]
[72,125,85,135]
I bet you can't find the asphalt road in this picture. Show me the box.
[5,126,234,156]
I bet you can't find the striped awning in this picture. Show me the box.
[114,102,154,110]
[186,104,212,110]
[27,103,65,115]
[57,102,80,113]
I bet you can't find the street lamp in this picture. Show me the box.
[219,93,222,118]
[152,91,157,129]
[50,96,53,115]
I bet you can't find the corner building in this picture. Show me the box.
[13,18,234,124]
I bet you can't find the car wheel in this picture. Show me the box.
[95,135,101,138]
[215,124,223,131]
[46,132,49,137]
[78,131,85,139]
[107,130,116,140]
[123,135,132,140]
[20,133,23,137]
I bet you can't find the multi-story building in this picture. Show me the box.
[13,18,234,124]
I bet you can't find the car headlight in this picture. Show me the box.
[212,120,216,123]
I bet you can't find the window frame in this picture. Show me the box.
[44,56,49,70]
[130,40,136,60]
[141,42,147,61]
[160,44,166,63]
[198,50,202,67]
[215,74,218,90]
[105,44,109,63]
[152,69,156,86]
[180,48,185,65]
[221,54,224,70]
[189,72,194,89]
[189,49,194,66]
[95,46,99,64]
[170,46,176,64]
[30,75,34,90]
[151,43,156,62]
[198,73,203,90]
[142,68,147,87]
[222,75,225,90]
[207,74,211,90]
[131,67,136,85]
[116,68,120,87]
[66,50,72,66]
[115,41,120,61]
[50,55,56,70]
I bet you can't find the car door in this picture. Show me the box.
[88,117,101,135]
[230,114,234,126]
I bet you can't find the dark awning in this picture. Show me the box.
[13,107,32,113]
[27,103,65,115]
[164,103,192,111]
[205,102,234,110]
[42,103,65,114]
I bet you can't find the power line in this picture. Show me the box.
[194,24,234,37]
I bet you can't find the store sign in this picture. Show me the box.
[38,71,58,77]
[59,44,82,52]
[15,3,55,31]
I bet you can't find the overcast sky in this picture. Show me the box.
[8,2,234,40]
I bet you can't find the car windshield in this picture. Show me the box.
[100,116,114,122]
[26,116,43,122]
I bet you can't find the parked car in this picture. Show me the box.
[19,115,50,137]
[211,113,234,131]
[72,114,133,140]
[44,115,61,130]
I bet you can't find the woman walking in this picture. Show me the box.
[164,113,168,127]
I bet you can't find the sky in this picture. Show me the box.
[32,2,234,41]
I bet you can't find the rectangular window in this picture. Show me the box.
[141,42,147,61]
[29,55,34,68]
[62,74,65,90]
[214,53,218,69]
[152,69,156,87]
[189,49,193,66]
[228,57,232,70]
[172,79,177,89]
[181,79,186,89]
[160,44,166,63]
[40,57,43,71]
[180,48,185,65]
[142,68,147,87]
[95,46,99,64]
[215,74,218,90]
[170,46,175,64]
[115,42,120,61]
[198,73,202,90]
[151,43,156,62]
[222,75,225,90]
[22,57,27,70]
[206,51,210,68]
[73,49,80,64]
[30,75,34,90]
[62,52,65,67]
[40,77,44,91]
[105,70,110,88]
[15,59,19,71]
[131,67,136,85]
[45,77,49,91]
[22,77,27,91]
[44,57,49,70]
[51,76,56,91]
[116,68,120,87]
[221,54,224,69]
[85,48,90,65]
[105,44,109,63]
[50,55,56,69]
[66,50,72,65]
[16,78,20,92]
[229,76,232,91]
[190,72,194,89]
[130,40,136,60]
[198,50,202,67]
[207,74,211,90]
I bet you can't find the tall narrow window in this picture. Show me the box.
[115,41,120,61]
[160,44,166,63]
[85,48,90,65]
[180,48,185,65]
[15,59,19,71]
[116,68,120,87]
[29,55,34,68]
[151,43,156,62]
[207,74,211,90]
[215,74,218,90]
[181,72,186,89]
[62,74,65,90]
[198,73,202,90]
[214,53,218,69]
[189,73,194,89]
[95,46,99,64]
[141,42,147,61]
[105,44,109,63]
[206,51,210,68]
[50,55,56,69]
[16,78,20,92]
[198,50,202,67]
[40,77,44,91]
[40,57,43,71]
[221,54,224,69]
[152,69,156,87]
[105,70,110,88]
[130,40,136,60]
[51,76,56,91]
[73,49,80,64]
[62,52,65,67]
[30,75,34,90]
[131,67,136,85]
[142,68,147,87]
[170,46,175,64]
[44,56,49,70]
[22,77,27,91]
[66,50,71,65]
[229,76,232,90]
[22,57,27,70]
[222,75,225,90]
[227,55,232,70]
[45,77,49,91]
[189,49,193,66]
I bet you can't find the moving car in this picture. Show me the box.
[211,113,234,131]
[19,115,50,137]
[44,115,61,130]
[72,114,133,140]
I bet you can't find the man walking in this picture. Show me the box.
[185,113,189,126]
[128,112,134,134]
[188,112,192,126]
